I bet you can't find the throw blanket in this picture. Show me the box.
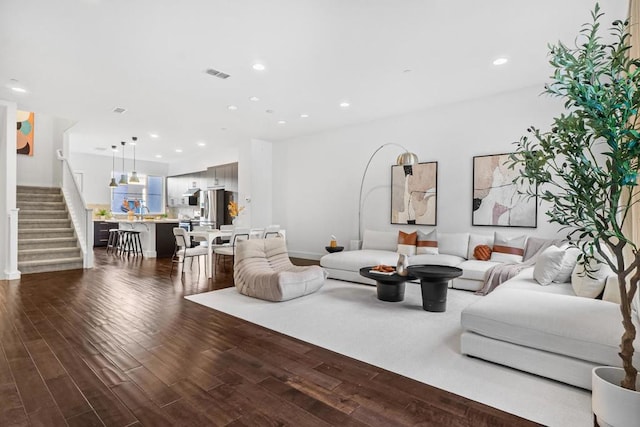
[476,237,562,296]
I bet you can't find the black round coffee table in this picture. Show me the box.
[406,265,463,312]
[359,267,416,302]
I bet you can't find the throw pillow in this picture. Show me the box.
[468,234,493,259]
[397,231,417,256]
[473,245,492,261]
[571,258,612,298]
[553,244,581,283]
[489,232,526,263]
[533,245,565,285]
[416,229,438,255]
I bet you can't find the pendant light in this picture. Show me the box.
[129,136,140,183]
[118,141,128,185]
[108,145,118,187]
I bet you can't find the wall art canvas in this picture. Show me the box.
[472,153,537,227]
[16,110,34,156]
[391,161,437,226]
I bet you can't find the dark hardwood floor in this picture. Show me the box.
[0,249,540,426]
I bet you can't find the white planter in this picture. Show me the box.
[592,366,640,427]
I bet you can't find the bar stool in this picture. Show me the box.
[106,229,121,254]
[120,230,143,258]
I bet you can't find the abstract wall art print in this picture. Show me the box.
[472,153,537,228]
[391,161,437,226]
[16,110,34,156]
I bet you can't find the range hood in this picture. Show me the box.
[182,187,200,197]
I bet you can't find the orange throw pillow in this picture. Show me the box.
[474,244,492,261]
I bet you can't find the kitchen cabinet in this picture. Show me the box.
[93,221,119,247]
[155,222,179,258]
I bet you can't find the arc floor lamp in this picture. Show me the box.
[358,143,419,243]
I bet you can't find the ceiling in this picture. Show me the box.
[0,0,629,165]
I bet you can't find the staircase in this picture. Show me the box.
[17,186,83,274]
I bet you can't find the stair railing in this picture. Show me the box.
[56,149,93,268]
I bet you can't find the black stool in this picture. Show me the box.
[106,229,122,254]
[120,230,143,258]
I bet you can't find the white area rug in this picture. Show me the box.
[185,279,590,426]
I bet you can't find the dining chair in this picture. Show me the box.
[264,224,281,239]
[191,225,212,247]
[171,227,209,278]
[214,227,250,273]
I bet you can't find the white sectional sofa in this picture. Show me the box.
[460,268,634,390]
[320,228,635,390]
[320,229,501,291]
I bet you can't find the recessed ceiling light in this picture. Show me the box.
[155,154,162,158]
[197,142,206,147]
[252,63,266,71]
[265,109,274,114]
[175,149,183,153]
[149,133,159,138]
[249,96,260,102]
[277,120,286,125]
[300,114,309,118]
[492,57,509,66]
[339,102,350,108]
[228,105,238,110]
[95,147,107,151]
[11,87,27,93]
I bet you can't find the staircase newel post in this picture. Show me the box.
[6,208,20,279]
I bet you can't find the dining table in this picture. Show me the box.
[187,229,232,278]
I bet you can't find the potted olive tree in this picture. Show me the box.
[511,5,639,425]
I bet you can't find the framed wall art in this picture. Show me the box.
[16,110,34,156]
[472,153,537,228]
[391,161,437,226]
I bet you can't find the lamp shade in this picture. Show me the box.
[108,145,118,187]
[118,173,128,185]
[129,171,140,183]
[396,151,419,166]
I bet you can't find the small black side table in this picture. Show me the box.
[359,267,416,302]
[406,265,463,312]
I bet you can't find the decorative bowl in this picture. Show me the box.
[325,246,344,253]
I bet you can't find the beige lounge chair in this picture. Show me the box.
[234,238,326,301]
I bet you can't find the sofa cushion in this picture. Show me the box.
[461,288,623,366]
[458,260,502,281]
[468,233,494,259]
[490,232,526,263]
[361,230,398,251]
[554,245,581,283]
[320,249,399,271]
[409,253,464,267]
[416,229,438,255]
[533,245,565,285]
[571,257,612,298]
[438,232,469,259]
[397,230,417,256]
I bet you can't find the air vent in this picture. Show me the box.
[206,68,231,79]
[112,107,127,114]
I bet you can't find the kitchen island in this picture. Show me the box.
[105,219,179,258]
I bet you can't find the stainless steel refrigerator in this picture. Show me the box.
[200,189,232,228]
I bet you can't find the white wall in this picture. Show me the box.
[68,152,169,205]
[16,113,75,187]
[273,85,566,259]
[236,139,273,228]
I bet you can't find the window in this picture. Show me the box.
[110,175,164,214]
